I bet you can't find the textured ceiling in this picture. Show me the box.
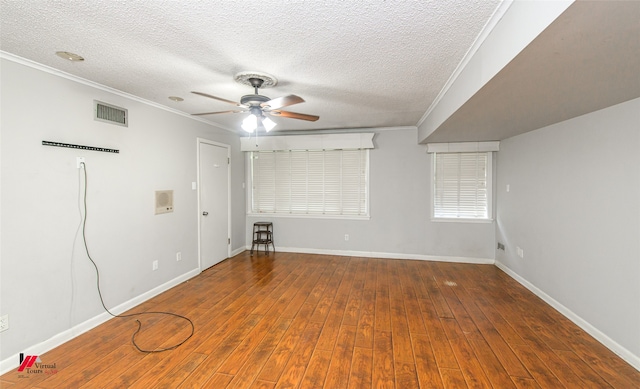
[0,0,501,133]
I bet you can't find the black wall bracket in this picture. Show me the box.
[42,140,119,154]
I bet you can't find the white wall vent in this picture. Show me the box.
[94,100,128,127]
[155,190,174,214]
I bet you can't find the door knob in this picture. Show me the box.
[202,211,209,216]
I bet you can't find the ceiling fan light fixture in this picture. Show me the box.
[262,116,276,132]
[242,114,257,133]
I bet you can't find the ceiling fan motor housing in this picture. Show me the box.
[241,94,271,107]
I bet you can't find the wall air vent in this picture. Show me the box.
[155,190,174,214]
[94,100,128,127]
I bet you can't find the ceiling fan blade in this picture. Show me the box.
[261,95,305,110]
[191,91,240,106]
[270,110,319,122]
[192,110,245,116]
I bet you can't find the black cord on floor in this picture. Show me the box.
[79,162,194,353]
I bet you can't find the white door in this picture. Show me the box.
[198,140,230,270]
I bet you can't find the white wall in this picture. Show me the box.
[495,98,640,366]
[0,57,245,363]
[247,129,496,262]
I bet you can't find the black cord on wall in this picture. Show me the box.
[79,162,194,353]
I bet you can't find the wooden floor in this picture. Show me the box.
[2,252,639,388]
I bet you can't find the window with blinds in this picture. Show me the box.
[250,149,369,217]
[432,152,492,220]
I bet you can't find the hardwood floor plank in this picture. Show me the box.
[511,343,566,389]
[374,259,392,331]
[179,314,265,387]
[309,259,349,322]
[418,263,454,319]
[440,318,493,388]
[280,260,333,319]
[302,257,340,309]
[263,261,324,318]
[324,325,357,388]
[468,338,517,389]
[348,347,373,389]
[411,333,444,389]
[342,259,367,326]
[76,345,143,388]
[418,298,460,369]
[226,318,292,389]
[354,259,377,349]
[299,349,332,389]
[315,259,359,351]
[217,314,274,375]
[153,352,208,389]
[432,264,483,340]
[4,252,639,389]
[201,372,234,389]
[257,302,317,382]
[450,278,531,379]
[251,271,306,316]
[395,361,419,388]
[511,376,542,389]
[372,330,395,389]
[440,368,468,388]
[250,380,276,389]
[387,260,414,363]
[469,287,528,346]
[274,321,323,389]
[400,285,427,335]
[554,349,614,388]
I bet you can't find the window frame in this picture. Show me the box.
[430,151,494,223]
[246,148,371,220]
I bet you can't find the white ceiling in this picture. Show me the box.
[1,1,638,140]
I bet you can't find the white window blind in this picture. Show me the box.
[250,149,368,217]
[433,152,491,220]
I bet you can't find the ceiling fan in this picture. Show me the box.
[191,72,319,133]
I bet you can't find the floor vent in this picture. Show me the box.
[94,100,128,127]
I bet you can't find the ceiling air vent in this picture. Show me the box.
[94,100,128,127]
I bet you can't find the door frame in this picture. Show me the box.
[196,137,231,272]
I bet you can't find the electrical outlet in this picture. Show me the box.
[344,234,349,241]
[0,314,9,332]
[176,252,182,261]
[76,157,85,169]
[517,247,524,258]
[152,260,158,271]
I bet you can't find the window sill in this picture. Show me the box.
[247,212,370,221]
[431,217,494,224]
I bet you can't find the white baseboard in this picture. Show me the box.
[0,268,200,375]
[230,246,245,257]
[246,245,494,265]
[495,260,640,371]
